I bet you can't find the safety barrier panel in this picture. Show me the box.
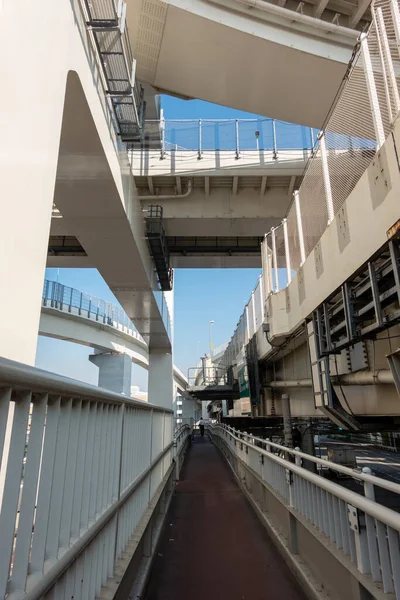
[142,117,318,157]
[42,279,172,343]
[209,423,400,600]
[0,358,190,599]
[221,0,400,368]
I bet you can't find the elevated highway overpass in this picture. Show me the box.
[40,279,188,394]
[126,0,367,128]
[49,118,313,268]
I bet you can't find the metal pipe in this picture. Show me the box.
[235,0,360,39]
[140,179,193,201]
[269,370,394,388]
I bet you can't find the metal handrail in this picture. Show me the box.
[221,424,400,496]
[209,423,400,597]
[140,118,317,155]
[0,357,171,412]
[0,360,181,600]
[42,279,143,341]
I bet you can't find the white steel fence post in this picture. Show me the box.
[294,191,306,265]
[373,8,394,125]
[235,119,240,159]
[160,109,166,159]
[361,33,386,149]
[283,218,292,285]
[391,0,400,60]
[272,119,277,159]
[362,467,382,583]
[259,274,265,321]
[198,119,202,160]
[262,236,272,298]
[376,7,400,119]
[251,291,256,334]
[319,133,334,224]
[271,227,279,292]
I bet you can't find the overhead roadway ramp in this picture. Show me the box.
[126,0,368,127]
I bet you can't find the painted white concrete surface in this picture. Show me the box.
[38,308,188,392]
[267,120,400,342]
[0,0,170,364]
[130,149,310,177]
[126,0,357,127]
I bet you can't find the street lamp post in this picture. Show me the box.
[209,320,215,359]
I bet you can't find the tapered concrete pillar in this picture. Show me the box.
[148,350,174,409]
[89,352,132,396]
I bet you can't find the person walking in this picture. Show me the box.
[199,417,205,437]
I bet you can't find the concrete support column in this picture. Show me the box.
[89,352,132,396]
[148,350,174,409]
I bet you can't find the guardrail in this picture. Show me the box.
[209,423,400,599]
[42,279,172,343]
[141,118,318,158]
[42,279,143,341]
[0,358,191,600]
[221,0,400,369]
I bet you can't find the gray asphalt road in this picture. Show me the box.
[317,439,400,512]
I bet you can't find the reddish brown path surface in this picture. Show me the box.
[145,436,306,600]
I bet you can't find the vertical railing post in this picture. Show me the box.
[251,291,256,334]
[310,127,315,150]
[361,33,386,149]
[69,287,73,313]
[259,274,265,321]
[235,119,240,159]
[160,109,166,159]
[391,0,400,60]
[319,133,334,224]
[245,305,250,344]
[79,292,83,316]
[272,119,277,159]
[376,7,400,120]
[50,281,55,308]
[294,191,306,265]
[283,218,292,286]
[362,467,381,583]
[271,227,279,292]
[198,119,202,160]
[373,8,394,125]
[262,235,272,298]
[88,296,91,319]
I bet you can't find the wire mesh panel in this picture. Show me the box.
[325,58,377,215]
[299,149,328,257]
[286,204,301,273]
[368,17,394,136]
[273,223,288,291]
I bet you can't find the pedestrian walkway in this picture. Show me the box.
[144,436,306,600]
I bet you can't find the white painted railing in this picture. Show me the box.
[0,358,190,600]
[209,423,400,599]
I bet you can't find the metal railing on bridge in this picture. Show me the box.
[42,279,172,341]
[221,0,400,368]
[209,423,400,599]
[0,358,191,599]
[140,118,318,159]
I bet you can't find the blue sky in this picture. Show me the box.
[36,96,291,390]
